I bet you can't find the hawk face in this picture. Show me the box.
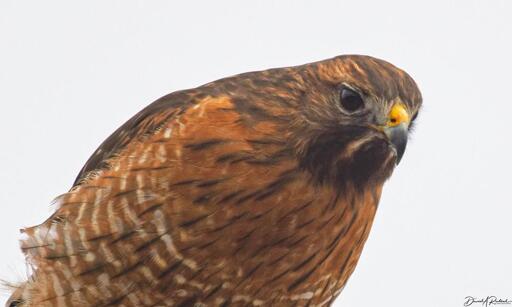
[290,55,422,189]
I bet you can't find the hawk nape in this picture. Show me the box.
[7,55,421,307]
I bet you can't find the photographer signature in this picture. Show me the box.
[464,296,512,307]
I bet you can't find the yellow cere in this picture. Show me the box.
[387,103,410,127]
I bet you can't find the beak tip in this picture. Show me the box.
[395,150,405,165]
[393,139,407,166]
[384,124,408,166]
[389,144,405,165]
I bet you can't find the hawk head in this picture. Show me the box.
[218,55,422,190]
[293,55,422,189]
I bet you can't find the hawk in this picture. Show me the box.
[7,55,422,307]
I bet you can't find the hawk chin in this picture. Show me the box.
[298,127,397,190]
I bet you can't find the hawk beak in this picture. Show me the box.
[384,103,410,165]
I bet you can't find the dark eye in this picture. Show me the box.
[339,87,364,112]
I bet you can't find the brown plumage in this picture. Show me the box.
[7,55,422,307]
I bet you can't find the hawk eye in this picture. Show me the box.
[339,88,364,112]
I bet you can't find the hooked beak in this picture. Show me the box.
[383,103,410,165]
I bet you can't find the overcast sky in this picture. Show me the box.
[1,1,511,306]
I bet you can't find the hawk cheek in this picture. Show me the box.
[298,127,396,189]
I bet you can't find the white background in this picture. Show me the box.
[1,1,511,306]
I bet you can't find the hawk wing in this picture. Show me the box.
[17,85,294,306]
[18,90,219,306]
[72,90,192,187]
